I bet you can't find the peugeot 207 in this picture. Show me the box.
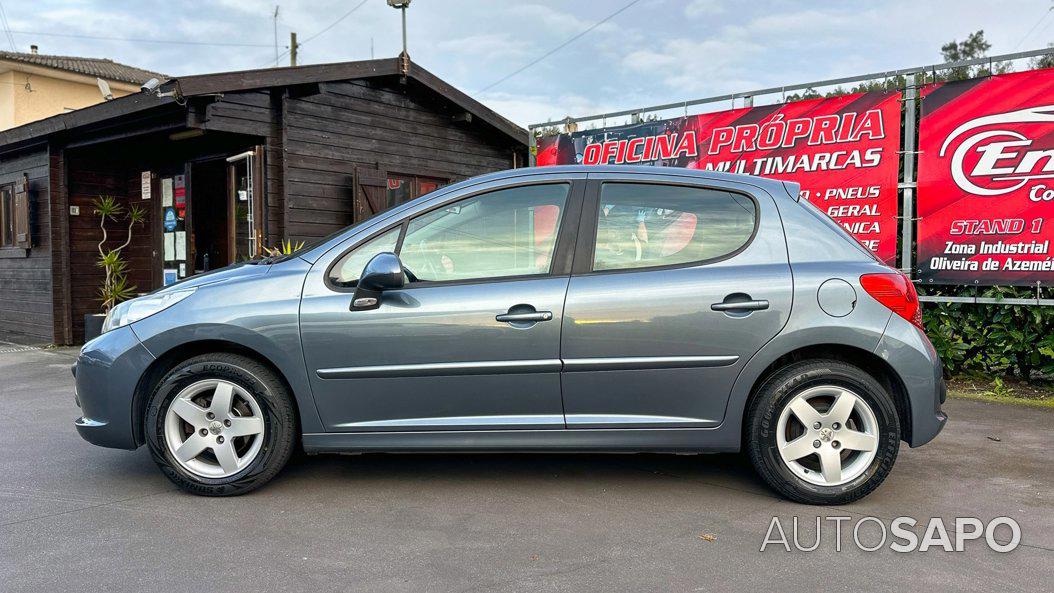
[72,166,946,504]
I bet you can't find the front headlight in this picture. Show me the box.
[102,288,196,333]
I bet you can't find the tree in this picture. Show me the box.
[939,30,1010,80]
[1030,43,1054,69]
[940,30,991,62]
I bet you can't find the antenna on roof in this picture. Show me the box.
[96,78,114,101]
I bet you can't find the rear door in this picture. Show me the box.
[560,173,792,428]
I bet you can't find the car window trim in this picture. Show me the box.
[325,224,405,291]
[571,179,761,277]
[323,179,585,293]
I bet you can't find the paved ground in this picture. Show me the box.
[0,345,1051,592]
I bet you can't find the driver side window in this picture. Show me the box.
[399,184,569,283]
[328,183,569,288]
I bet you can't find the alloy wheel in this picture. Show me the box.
[163,379,266,479]
[775,385,880,486]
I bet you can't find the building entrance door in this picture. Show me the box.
[189,159,230,273]
[182,148,264,279]
[226,149,264,261]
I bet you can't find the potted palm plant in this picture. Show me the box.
[262,239,305,257]
[84,196,143,342]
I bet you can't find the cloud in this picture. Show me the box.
[477,90,620,127]
[685,0,725,18]
[436,34,529,61]
[622,27,762,93]
[744,7,885,48]
[508,4,620,37]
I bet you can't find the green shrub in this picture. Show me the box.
[922,286,1054,382]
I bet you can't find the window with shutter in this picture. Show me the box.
[0,184,13,248]
[14,175,30,248]
[385,172,448,209]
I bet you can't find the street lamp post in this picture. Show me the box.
[387,0,411,57]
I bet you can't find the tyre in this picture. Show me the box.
[144,353,297,496]
[746,359,900,505]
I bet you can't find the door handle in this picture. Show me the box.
[711,299,769,312]
[496,311,553,323]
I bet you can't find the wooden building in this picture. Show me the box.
[0,58,528,344]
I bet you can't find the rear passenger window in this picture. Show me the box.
[592,183,756,271]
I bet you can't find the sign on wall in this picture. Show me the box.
[536,91,903,264]
[917,68,1054,286]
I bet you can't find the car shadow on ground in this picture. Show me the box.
[269,449,773,498]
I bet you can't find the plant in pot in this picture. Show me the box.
[84,196,144,342]
[262,239,305,257]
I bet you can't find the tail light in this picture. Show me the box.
[860,272,923,329]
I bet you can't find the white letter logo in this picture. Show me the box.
[939,104,1054,196]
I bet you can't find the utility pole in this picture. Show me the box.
[289,31,298,67]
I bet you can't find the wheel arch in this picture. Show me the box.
[131,339,303,447]
[743,344,912,445]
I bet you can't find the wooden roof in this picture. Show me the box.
[0,57,527,151]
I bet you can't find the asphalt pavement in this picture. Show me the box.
[1,345,1051,592]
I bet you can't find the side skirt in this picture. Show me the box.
[302,428,740,454]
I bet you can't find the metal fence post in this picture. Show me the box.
[528,126,537,167]
[900,73,918,277]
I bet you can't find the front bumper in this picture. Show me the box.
[875,315,947,447]
[73,325,155,450]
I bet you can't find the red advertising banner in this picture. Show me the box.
[536,91,903,264]
[917,69,1054,286]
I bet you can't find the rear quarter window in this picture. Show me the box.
[592,182,757,272]
[798,198,881,262]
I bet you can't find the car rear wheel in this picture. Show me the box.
[145,353,297,496]
[746,359,900,505]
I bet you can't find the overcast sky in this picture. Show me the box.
[6,0,1053,125]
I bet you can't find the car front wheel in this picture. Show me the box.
[746,359,900,505]
[144,353,297,496]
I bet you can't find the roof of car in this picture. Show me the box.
[472,165,798,198]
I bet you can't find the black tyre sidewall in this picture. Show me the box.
[145,355,296,496]
[748,361,900,505]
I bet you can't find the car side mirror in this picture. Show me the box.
[352,252,405,310]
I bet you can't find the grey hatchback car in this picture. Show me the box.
[73,165,945,504]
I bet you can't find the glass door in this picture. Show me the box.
[226,149,264,260]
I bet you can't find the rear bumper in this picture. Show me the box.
[875,315,947,447]
[73,326,155,450]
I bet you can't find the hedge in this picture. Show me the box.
[922,286,1054,381]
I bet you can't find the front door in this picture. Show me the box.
[300,180,583,431]
[560,175,793,428]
